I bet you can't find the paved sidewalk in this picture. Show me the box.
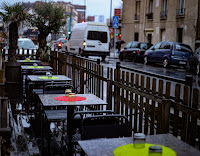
[109,49,119,59]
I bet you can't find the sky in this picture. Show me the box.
[1,0,123,22]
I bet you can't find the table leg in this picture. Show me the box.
[67,106,75,156]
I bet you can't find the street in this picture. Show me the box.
[87,50,200,90]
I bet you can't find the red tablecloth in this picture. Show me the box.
[54,96,86,101]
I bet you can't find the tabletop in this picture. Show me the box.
[78,134,200,156]
[21,65,53,70]
[17,59,42,64]
[39,94,108,107]
[27,75,72,82]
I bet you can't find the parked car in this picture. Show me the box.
[144,41,193,68]
[119,41,152,62]
[4,38,37,56]
[54,38,67,50]
[186,47,200,75]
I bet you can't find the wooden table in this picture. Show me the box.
[78,134,200,156]
[39,94,108,156]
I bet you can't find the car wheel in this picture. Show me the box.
[163,58,169,68]
[196,63,199,75]
[144,56,148,65]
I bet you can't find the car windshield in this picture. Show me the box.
[18,40,35,49]
[131,42,139,48]
[87,31,108,43]
[125,42,132,48]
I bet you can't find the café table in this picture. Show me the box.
[38,93,108,156]
[21,65,53,71]
[17,59,42,65]
[78,134,200,156]
[26,75,72,109]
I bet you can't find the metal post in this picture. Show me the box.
[114,28,116,57]
[185,75,193,107]
[110,0,112,27]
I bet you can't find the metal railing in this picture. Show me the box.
[176,8,186,17]
[160,10,167,19]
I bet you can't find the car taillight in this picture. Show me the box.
[137,49,140,53]
[58,43,62,47]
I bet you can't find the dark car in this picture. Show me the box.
[144,41,193,68]
[186,47,200,75]
[54,38,67,50]
[119,41,152,62]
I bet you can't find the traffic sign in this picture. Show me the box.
[114,9,121,18]
[113,16,119,28]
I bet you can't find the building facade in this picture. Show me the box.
[121,0,200,50]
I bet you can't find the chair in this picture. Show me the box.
[43,84,74,94]
[66,114,130,155]
[80,114,131,140]
[71,110,116,132]
[33,70,54,75]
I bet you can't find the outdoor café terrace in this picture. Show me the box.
[0,48,200,156]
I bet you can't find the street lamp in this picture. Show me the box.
[84,0,86,22]
[110,0,112,27]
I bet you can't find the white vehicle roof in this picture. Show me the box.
[72,22,108,31]
[18,38,32,41]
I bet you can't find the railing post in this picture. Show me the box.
[106,80,112,110]
[97,59,100,98]
[53,51,57,74]
[160,99,171,134]
[185,75,193,107]
[115,62,120,113]
[63,53,67,76]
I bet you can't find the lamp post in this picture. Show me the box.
[84,0,86,22]
[110,0,112,27]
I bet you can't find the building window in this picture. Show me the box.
[177,28,183,43]
[160,29,166,41]
[135,1,140,21]
[147,0,153,19]
[160,0,167,19]
[147,34,152,44]
[176,0,185,17]
[134,32,139,41]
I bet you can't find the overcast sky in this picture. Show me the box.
[1,0,122,22]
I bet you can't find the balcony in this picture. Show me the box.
[160,10,167,19]
[134,14,140,22]
[176,8,185,18]
[146,13,153,20]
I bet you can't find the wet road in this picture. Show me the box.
[89,55,200,89]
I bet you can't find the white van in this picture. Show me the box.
[65,22,110,60]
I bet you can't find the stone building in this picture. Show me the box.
[121,0,200,50]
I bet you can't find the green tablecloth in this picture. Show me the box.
[113,143,176,156]
[38,76,59,80]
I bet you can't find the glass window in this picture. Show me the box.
[131,42,140,48]
[160,42,170,49]
[125,42,133,49]
[153,42,162,49]
[18,40,35,49]
[87,31,108,43]
[175,43,192,53]
[194,47,200,55]
[140,43,148,50]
